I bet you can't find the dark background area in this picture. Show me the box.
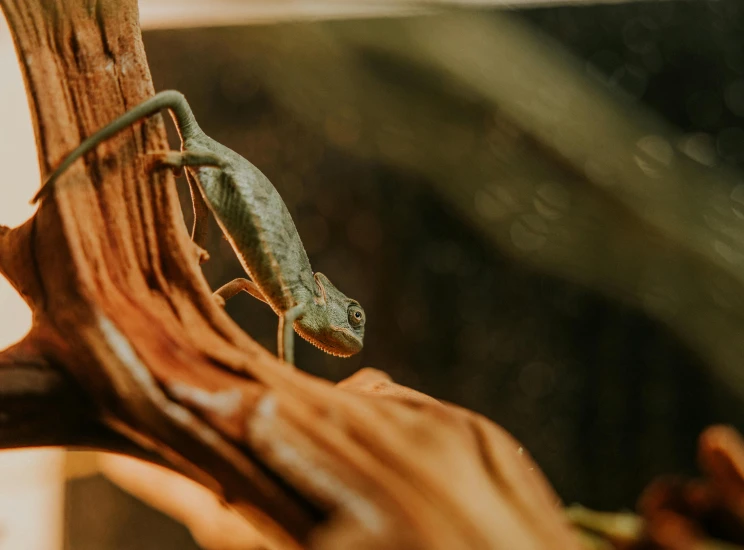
[66,1,744,547]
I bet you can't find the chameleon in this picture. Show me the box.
[32,90,366,365]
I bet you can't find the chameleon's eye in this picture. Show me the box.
[348,305,365,328]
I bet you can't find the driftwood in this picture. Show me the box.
[569,426,744,550]
[0,1,583,548]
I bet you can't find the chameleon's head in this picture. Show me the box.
[295,273,365,357]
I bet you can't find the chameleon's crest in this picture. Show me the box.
[295,273,365,357]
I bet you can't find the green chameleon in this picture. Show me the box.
[32,90,366,365]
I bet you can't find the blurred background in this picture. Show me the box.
[4,0,744,548]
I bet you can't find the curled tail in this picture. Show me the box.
[32,90,200,204]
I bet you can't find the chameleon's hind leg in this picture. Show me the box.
[213,278,267,307]
[148,150,223,264]
[278,304,306,365]
[147,150,224,173]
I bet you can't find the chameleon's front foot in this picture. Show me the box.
[211,276,269,310]
[214,278,267,304]
[278,304,305,365]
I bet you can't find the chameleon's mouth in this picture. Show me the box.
[295,325,363,358]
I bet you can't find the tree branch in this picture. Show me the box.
[0,0,584,547]
[0,334,107,449]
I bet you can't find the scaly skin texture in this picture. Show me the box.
[33,90,365,363]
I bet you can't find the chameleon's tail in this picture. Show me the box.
[31,90,200,204]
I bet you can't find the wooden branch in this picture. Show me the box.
[568,426,744,550]
[0,333,119,450]
[0,0,583,547]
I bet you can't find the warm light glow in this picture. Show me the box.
[0,11,64,550]
[0,14,35,343]
[136,0,649,29]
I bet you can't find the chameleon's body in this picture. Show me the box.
[33,90,365,364]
